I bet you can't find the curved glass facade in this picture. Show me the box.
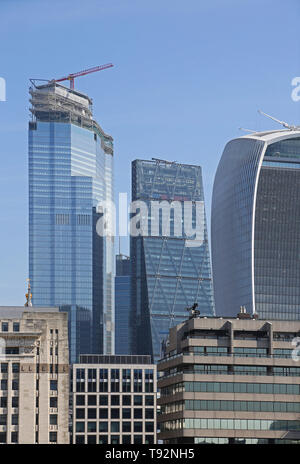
[212,131,300,319]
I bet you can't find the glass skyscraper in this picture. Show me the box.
[130,159,215,362]
[115,254,131,354]
[211,130,300,320]
[28,81,114,361]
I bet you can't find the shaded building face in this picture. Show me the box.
[28,83,114,362]
[115,255,131,355]
[212,131,300,319]
[130,159,215,362]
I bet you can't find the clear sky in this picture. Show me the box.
[0,0,299,305]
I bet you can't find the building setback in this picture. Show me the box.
[158,310,300,444]
[0,306,69,444]
[28,81,114,361]
[130,159,215,362]
[115,254,131,355]
[212,130,300,319]
[72,355,157,444]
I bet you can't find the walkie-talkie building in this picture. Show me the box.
[130,159,215,362]
[28,81,114,362]
[212,130,300,319]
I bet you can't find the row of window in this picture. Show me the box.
[186,347,294,359]
[184,399,300,413]
[75,394,154,407]
[167,364,300,377]
[74,434,154,444]
[0,363,19,373]
[1,323,19,333]
[75,421,154,433]
[0,380,19,391]
[0,397,19,408]
[0,414,18,425]
[182,381,300,395]
[160,418,300,432]
[76,408,154,420]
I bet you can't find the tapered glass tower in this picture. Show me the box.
[212,130,300,320]
[130,159,215,362]
[28,82,114,361]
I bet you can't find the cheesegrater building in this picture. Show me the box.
[211,129,300,319]
[28,81,114,362]
[130,159,215,362]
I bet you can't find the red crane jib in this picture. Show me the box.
[53,63,114,88]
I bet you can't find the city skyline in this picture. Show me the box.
[0,0,299,305]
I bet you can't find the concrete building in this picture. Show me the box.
[72,355,157,444]
[29,80,114,362]
[0,306,69,444]
[212,129,300,320]
[158,310,300,444]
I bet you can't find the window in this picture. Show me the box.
[50,397,58,408]
[111,408,119,419]
[87,422,96,433]
[122,435,131,444]
[145,395,154,406]
[145,435,154,444]
[111,422,120,433]
[134,395,143,406]
[76,422,85,433]
[11,414,18,425]
[88,409,96,419]
[99,369,108,392]
[50,380,57,391]
[134,408,142,419]
[122,422,131,433]
[99,409,108,419]
[134,422,143,432]
[12,380,18,391]
[111,395,120,406]
[76,369,85,393]
[11,432,18,443]
[111,369,120,393]
[0,398,7,408]
[122,408,131,419]
[145,408,154,419]
[76,409,85,419]
[0,364,7,374]
[13,323,19,332]
[0,380,7,391]
[88,435,97,444]
[111,435,120,444]
[0,415,6,425]
[145,422,154,433]
[122,395,131,406]
[134,435,143,444]
[1,323,8,332]
[76,395,85,406]
[49,432,57,443]
[50,415,57,425]
[12,363,19,373]
[122,369,131,392]
[88,369,97,393]
[99,436,108,444]
[88,395,97,406]
[134,370,143,392]
[99,395,108,406]
[99,422,108,433]
[76,436,85,444]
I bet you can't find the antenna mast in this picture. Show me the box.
[258,110,300,131]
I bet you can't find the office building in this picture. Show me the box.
[28,81,114,361]
[115,254,131,355]
[212,130,300,319]
[130,159,215,362]
[72,354,157,444]
[0,306,69,444]
[158,309,300,444]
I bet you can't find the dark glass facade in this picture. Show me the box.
[28,82,114,362]
[115,255,131,354]
[212,131,300,319]
[130,159,215,362]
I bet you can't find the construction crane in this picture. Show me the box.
[51,63,114,89]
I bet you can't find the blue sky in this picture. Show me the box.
[0,0,299,305]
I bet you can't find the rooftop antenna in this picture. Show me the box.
[25,279,32,307]
[258,110,300,131]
